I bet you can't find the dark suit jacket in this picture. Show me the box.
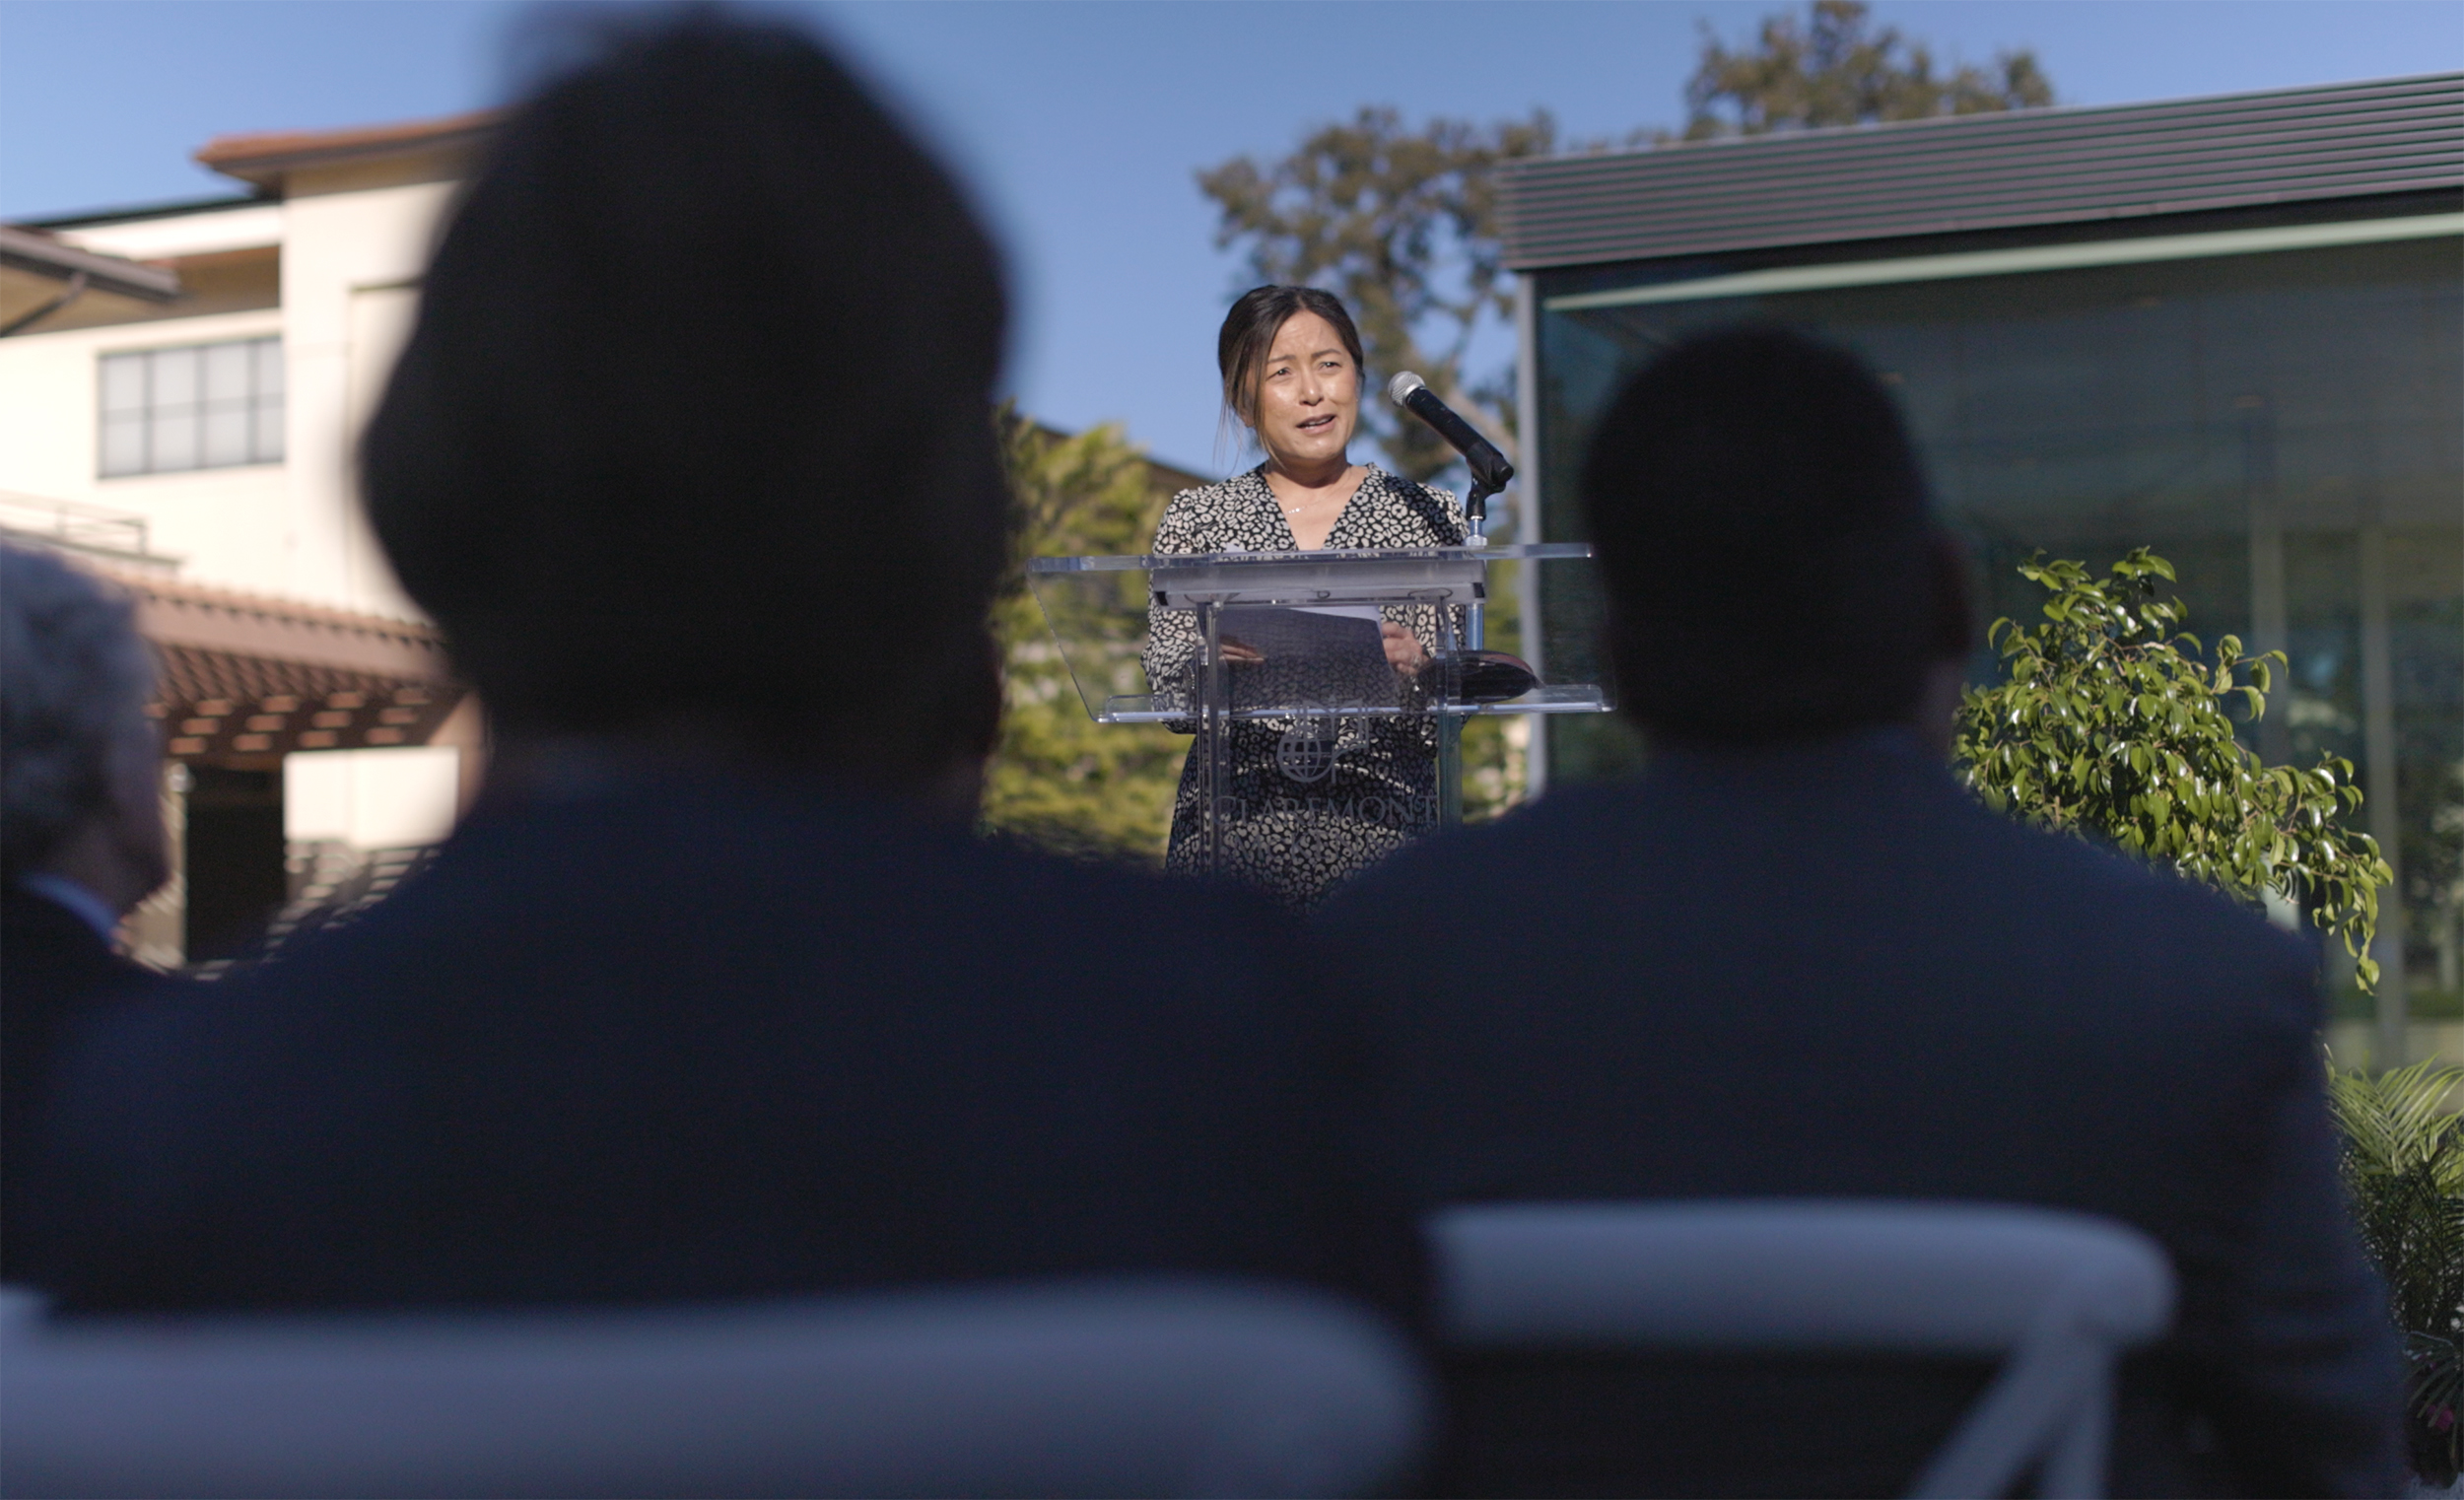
[2,882,152,1281]
[1317,731,2401,1498]
[24,775,1419,1323]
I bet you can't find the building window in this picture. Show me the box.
[99,336,284,478]
[1534,221,2463,998]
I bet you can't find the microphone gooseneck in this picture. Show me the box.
[1385,372,1513,491]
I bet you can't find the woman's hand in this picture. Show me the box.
[1381,622,1427,677]
[1218,635,1265,665]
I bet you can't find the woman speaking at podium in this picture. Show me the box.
[1144,286,1468,910]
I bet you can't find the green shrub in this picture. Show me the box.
[1953,549,2390,987]
[1959,551,2454,1472]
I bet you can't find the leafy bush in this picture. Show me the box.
[1953,549,2390,987]
[1951,552,2448,1474]
[2327,1060,2464,1483]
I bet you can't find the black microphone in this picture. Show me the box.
[1386,372,1514,491]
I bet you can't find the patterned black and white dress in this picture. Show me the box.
[1144,463,1467,910]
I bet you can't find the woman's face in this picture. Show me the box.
[1250,311,1359,469]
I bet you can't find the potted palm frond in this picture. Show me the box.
[2327,1059,2464,1485]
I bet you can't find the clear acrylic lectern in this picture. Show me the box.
[1024,544,1613,882]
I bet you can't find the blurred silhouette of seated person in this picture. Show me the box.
[1317,327,2400,1497]
[1,544,172,1280]
[25,10,1414,1324]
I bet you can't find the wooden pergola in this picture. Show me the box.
[101,569,473,772]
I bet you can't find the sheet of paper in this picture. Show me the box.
[1216,605,1386,663]
[1213,606,1397,713]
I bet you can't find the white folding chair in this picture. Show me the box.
[1432,1200,2175,1499]
[0,1277,1427,1499]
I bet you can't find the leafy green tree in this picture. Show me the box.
[2326,1059,2464,1482]
[1197,107,1553,483]
[1954,550,2391,987]
[1198,3,2052,483]
[982,410,1185,863]
[1684,0,2052,139]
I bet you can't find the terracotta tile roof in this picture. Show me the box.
[98,566,455,684]
[148,645,462,762]
[77,565,464,759]
[195,111,500,188]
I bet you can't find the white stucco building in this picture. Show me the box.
[1,115,493,963]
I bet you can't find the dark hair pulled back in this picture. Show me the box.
[1217,286,1367,429]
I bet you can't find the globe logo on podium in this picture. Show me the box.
[1276,703,1343,784]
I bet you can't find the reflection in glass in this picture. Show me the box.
[151,346,200,408]
[99,415,146,478]
[1536,226,2462,1007]
[151,410,199,472]
[202,406,251,468]
[99,353,146,416]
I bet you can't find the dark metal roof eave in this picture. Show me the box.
[13,194,270,234]
[0,224,182,301]
[1506,114,2464,219]
[1500,70,2464,189]
[1507,180,2463,270]
[1498,72,2464,272]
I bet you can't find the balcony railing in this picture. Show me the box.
[0,490,180,570]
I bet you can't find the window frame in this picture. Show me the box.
[97,334,286,480]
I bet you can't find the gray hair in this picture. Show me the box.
[1,544,158,880]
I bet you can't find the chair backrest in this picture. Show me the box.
[0,1278,1428,1499]
[1431,1200,2174,1500]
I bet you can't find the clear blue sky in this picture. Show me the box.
[3,0,2458,472]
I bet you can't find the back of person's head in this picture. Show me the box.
[0,545,160,886]
[1580,325,1965,745]
[363,6,1008,785]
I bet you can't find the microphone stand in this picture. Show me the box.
[1386,372,1513,823]
[1437,474,1507,828]
[1461,477,1502,650]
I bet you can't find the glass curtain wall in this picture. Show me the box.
[1535,220,2463,1013]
